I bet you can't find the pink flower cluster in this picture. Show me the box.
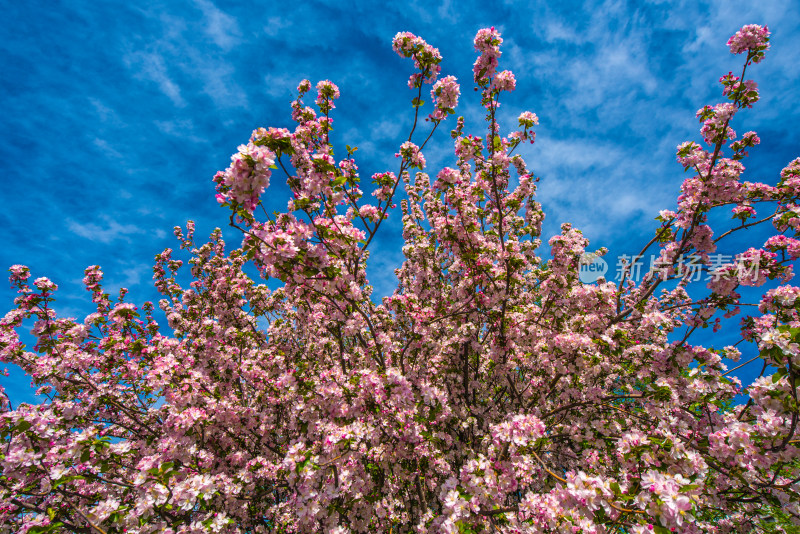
[8,264,29,283]
[491,70,516,92]
[391,31,442,88]
[720,72,760,108]
[429,75,460,121]
[697,102,737,145]
[490,414,546,448]
[732,203,756,221]
[511,111,539,144]
[764,234,800,259]
[396,141,425,169]
[213,141,275,213]
[473,27,502,85]
[315,80,340,114]
[730,130,760,158]
[727,24,770,62]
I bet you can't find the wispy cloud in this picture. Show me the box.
[195,60,249,109]
[541,19,582,43]
[263,73,298,99]
[124,49,186,107]
[263,16,291,37]
[109,261,152,291]
[530,135,676,244]
[120,4,248,109]
[92,138,125,161]
[155,118,201,140]
[67,216,145,244]
[194,0,241,51]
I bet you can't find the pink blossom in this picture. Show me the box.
[727,24,770,62]
[429,75,460,120]
[491,70,516,92]
[315,80,340,113]
[396,141,425,169]
[472,27,503,84]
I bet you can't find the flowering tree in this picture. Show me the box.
[2,24,799,534]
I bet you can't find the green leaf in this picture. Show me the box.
[81,449,91,462]
[53,475,85,488]
[765,493,782,508]
[16,420,32,432]
[296,457,311,473]
[773,367,788,383]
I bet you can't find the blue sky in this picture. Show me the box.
[2,0,799,404]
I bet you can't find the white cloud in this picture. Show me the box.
[436,0,459,24]
[92,262,153,296]
[194,0,241,50]
[196,60,249,109]
[263,16,291,37]
[92,138,125,161]
[117,263,150,288]
[263,73,298,99]
[124,50,186,107]
[543,19,581,43]
[88,98,123,126]
[365,245,405,299]
[531,136,676,241]
[154,118,206,143]
[121,6,249,110]
[67,216,145,244]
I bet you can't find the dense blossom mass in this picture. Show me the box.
[2,24,799,534]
